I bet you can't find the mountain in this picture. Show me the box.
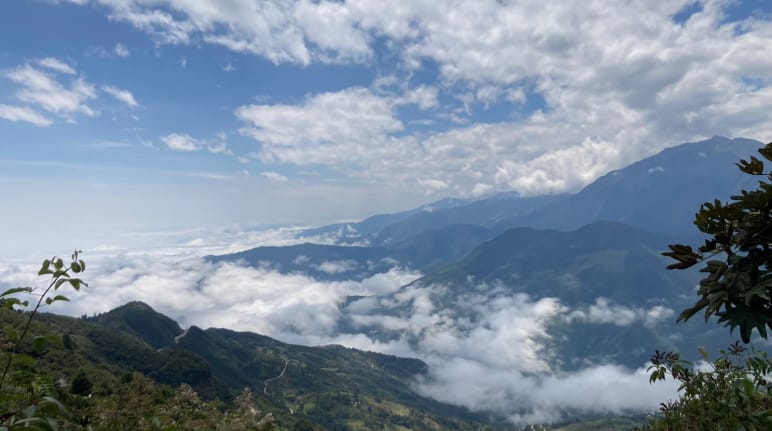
[371,193,565,247]
[421,221,678,304]
[7,303,499,430]
[92,301,184,349]
[340,221,733,369]
[300,136,760,246]
[207,243,393,281]
[276,136,761,272]
[195,136,767,425]
[209,224,497,277]
[496,136,761,237]
[299,197,473,243]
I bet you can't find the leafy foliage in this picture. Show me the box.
[1,251,86,430]
[1,254,277,431]
[664,142,772,342]
[641,343,772,430]
[646,141,772,430]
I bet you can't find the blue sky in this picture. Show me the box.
[2,0,772,256]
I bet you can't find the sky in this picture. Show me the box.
[2,0,772,255]
[4,1,771,422]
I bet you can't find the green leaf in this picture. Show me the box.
[0,297,24,310]
[737,156,764,175]
[0,286,33,298]
[68,279,85,291]
[758,142,772,162]
[741,323,753,343]
[37,259,52,275]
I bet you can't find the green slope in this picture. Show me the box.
[1,303,499,430]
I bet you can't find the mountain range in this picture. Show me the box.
[4,301,498,430]
[15,136,767,430]
[201,136,765,424]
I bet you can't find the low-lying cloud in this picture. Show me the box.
[0,230,680,424]
[567,297,675,328]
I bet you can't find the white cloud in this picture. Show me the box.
[5,64,97,120]
[260,171,289,183]
[417,178,448,193]
[114,43,130,57]
[102,85,139,108]
[37,57,76,75]
[314,259,358,274]
[161,133,201,151]
[0,226,685,424]
[159,131,232,153]
[207,140,231,155]
[66,0,772,196]
[566,298,675,328]
[471,182,493,197]
[0,104,52,127]
[236,87,403,165]
[415,358,678,424]
[395,85,439,110]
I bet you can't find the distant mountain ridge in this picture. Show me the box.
[216,136,762,280]
[297,136,760,247]
[199,136,765,421]
[505,136,761,236]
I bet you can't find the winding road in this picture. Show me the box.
[263,359,289,396]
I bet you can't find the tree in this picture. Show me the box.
[644,343,771,430]
[642,142,772,430]
[664,142,772,343]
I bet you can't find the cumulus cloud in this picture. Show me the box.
[417,178,449,194]
[161,133,201,151]
[236,87,403,165]
[395,85,439,110]
[66,1,772,196]
[102,85,139,108]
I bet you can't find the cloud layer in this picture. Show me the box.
[0,227,681,424]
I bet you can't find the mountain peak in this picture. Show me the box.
[95,301,184,350]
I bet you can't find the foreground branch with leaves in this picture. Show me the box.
[1,252,274,431]
[663,142,772,342]
[644,142,772,429]
[641,343,771,430]
[1,251,86,430]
